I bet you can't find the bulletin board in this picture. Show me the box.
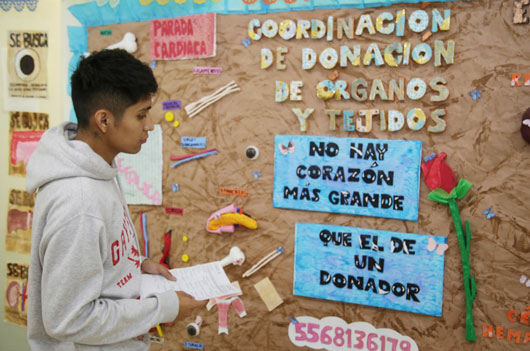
[69,0,530,350]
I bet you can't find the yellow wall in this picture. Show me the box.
[0,1,63,350]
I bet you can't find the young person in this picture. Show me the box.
[26,49,203,350]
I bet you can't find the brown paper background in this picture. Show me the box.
[87,0,530,349]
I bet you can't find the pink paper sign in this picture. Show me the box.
[150,13,216,61]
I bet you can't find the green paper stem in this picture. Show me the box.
[428,178,476,342]
[448,199,476,342]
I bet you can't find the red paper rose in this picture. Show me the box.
[421,152,457,193]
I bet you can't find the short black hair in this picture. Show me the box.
[71,49,158,128]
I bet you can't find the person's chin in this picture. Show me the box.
[122,145,143,154]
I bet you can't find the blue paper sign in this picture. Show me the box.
[184,341,204,350]
[294,223,446,316]
[181,137,206,149]
[273,135,422,221]
[162,99,181,110]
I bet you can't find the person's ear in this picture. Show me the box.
[93,109,113,134]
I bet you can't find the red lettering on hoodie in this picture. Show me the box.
[116,272,132,288]
[111,207,140,267]
[111,240,120,265]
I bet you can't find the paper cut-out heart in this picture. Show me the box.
[279,140,295,155]
[427,237,449,255]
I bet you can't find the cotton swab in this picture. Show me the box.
[243,247,284,278]
[185,81,240,118]
[186,81,237,114]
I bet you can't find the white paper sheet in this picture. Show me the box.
[140,261,240,301]
[116,125,162,205]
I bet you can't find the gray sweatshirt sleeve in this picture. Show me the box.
[39,213,179,345]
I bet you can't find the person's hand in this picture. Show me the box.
[175,291,206,321]
[141,258,176,281]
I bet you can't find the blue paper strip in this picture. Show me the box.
[273,135,421,221]
[170,150,217,169]
[294,223,446,316]
[181,137,206,149]
[141,213,148,258]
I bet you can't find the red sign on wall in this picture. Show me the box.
[150,13,216,61]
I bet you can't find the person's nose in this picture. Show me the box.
[144,113,155,132]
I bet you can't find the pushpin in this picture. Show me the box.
[165,111,174,122]
[183,235,188,242]
[173,120,180,128]
[182,254,189,262]
[171,184,180,192]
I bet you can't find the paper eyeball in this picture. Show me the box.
[246,145,259,160]
[187,316,203,336]
[521,107,530,143]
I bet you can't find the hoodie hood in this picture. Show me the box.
[26,122,118,194]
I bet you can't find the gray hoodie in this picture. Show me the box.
[26,122,179,351]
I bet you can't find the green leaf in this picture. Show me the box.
[428,188,450,204]
[454,179,472,200]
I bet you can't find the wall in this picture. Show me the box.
[0,1,63,350]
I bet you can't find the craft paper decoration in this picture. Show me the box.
[8,31,48,98]
[273,135,422,221]
[181,137,206,149]
[6,189,35,254]
[421,153,476,341]
[521,107,530,143]
[116,125,162,205]
[184,341,204,350]
[482,307,530,345]
[206,203,257,234]
[68,1,465,27]
[254,277,283,312]
[4,262,29,327]
[170,149,218,168]
[1,0,39,12]
[219,187,248,197]
[294,223,446,316]
[193,66,222,74]
[150,13,216,61]
[513,0,530,24]
[289,316,418,351]
[184,81,240,118]
[8,112,49,175]
[162,100,181,110]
